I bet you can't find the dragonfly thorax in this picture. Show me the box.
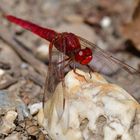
[54,32,81,56]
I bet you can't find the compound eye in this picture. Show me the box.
[80,55,92,65]
[84,47,92,55]
[74,49,92,65]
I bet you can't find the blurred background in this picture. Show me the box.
[0,0,140,101]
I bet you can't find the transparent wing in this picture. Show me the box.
[44,41,70,130]
[78,36,140,100]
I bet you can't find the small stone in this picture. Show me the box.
[100,16,111,28]
[25,119,39,136]
[5,111,17,122]
[28,102,42,115]
[38,131,46,140]
[20,63,29,69]
[0,111,17,135]
[0,69,5,76]
[5,133,21,140]
[35,44,49,61]
[26,125,39,136]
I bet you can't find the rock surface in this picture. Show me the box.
[38,70,140,140]
[0,90,30,121]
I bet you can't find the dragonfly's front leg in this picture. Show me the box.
[56,57,71,65]
[86,64,95,79]
[68,62,88,81]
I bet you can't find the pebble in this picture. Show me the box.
[38,131,46,140]
[0,111,17,135]
[25,119,39,136]
[5,133,21,140]
[35,44,49,61]
[0,69,5,76]
[20,63,29,69]
[28,102,42,115]
[100,16,111,28]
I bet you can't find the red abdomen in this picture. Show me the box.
[6,15,56,42]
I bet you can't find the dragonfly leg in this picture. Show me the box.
[70,64,87,81]
[56,57,71,66]
[64,59,73,68]
[87,64,95,79]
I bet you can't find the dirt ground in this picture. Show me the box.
[0,0,140,139]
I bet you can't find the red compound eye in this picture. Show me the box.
[80,55,92,65]
[75,47,92,65]
[84,47,92,55]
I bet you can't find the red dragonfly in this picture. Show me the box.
[5,15,140,102]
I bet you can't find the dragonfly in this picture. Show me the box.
[5,15,140,105]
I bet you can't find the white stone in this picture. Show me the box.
[28,102,42,115]
[0,69,5,76]
[0,111,17,135]
[100,16,111,28]
[35,44,49,61]
[38,69,140,140]
[5,133,20,140]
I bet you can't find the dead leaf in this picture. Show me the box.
[98,0,139,23]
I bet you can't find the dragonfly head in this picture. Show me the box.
[75,47,92,65]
